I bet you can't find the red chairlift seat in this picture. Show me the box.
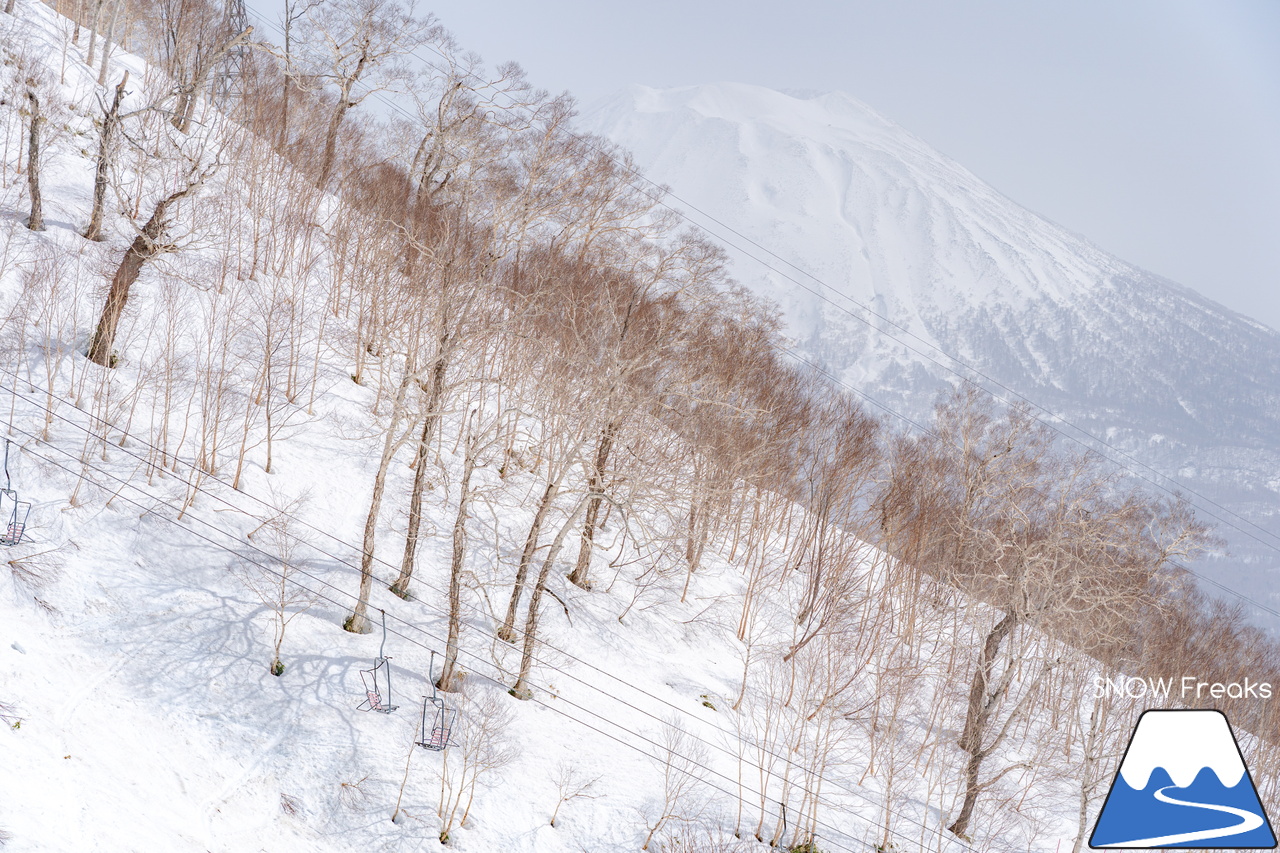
[356,610,398,714]
[416,651,456,752]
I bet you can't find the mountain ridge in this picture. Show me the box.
[582,81,1280,603]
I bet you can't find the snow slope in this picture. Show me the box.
[4,7,1272,853]
[583,83,1280,613]
[0,7,1008,853]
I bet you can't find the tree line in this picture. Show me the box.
[3,0,1279,848]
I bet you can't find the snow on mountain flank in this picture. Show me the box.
[583,82,1280,616]
[3,3,1280,852]
[1118,711,1246,790]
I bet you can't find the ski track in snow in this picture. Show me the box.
[1106,785,1264,848]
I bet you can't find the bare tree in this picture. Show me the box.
[86,146,220,365]
[563,235,720,590]
[547,761,601,827]
[145,0,252,132]
[878,387,1211,840]
[235,490,318,675]
[386,205,497,602]
[83,0,105,64]
[23,84,46,231]
[509,495,588,699]
[300,0,435,185]
[436,686,516,843]
[1068,669,1137,853]
[341,188,429,633]
[400,39,538,210]
[435,404,509,692]
[642,717,711,851]
[384,83,579,603]
[274,0,323,147]
[83,70,129,241]
[93,0,123,86]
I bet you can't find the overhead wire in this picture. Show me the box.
[245,6,1280,583]
[22,9,1276,844]
[0,356,979,852]
[0,389,916,853]
[231,11,1280,629]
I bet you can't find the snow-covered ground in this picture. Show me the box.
[0,4,1237,852]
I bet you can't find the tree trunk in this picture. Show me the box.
[25,93,45,232]
[318,103,347,185]
[512,500,585,699]
[498,479,558,642]
[84,71,128,241]
[948,609,1018,840]
[435,448,475,692]
[1073,695,1107,853]
[344,371,413,633]
[319,50,368,187]
[567,420,618,589]
[175,85,198,133]
[85,0,103,66]
[679,472,710,603]
[389,352,447,598]
[279,71,292,149]
[95,0,120,86]
[170,26,252,133]
[87,186,191,365]
[4,0,16,16]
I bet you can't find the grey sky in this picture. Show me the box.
[397,0,1280,330]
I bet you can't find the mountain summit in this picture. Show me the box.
[583,82,1280,603]
[1091,711,1275,848]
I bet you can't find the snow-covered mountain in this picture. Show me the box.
[582,82,1280,611]
[1118,711,1246,790]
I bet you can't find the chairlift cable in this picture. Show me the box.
[249,2,1280,576]
[3,360,1275,841]
[0,376,936,838]
[0,417,916,853]
[0,371,1221,851]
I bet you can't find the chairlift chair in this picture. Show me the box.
[356,610,398,713]
[416,650,456,752]
[1,440,30,547]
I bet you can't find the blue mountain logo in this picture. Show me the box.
[1090,709,1276,848]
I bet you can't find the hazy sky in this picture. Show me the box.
[387,0,1280,330]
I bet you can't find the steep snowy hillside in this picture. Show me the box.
[583,83,1280,607]
[6,4,1280,851]
[0,6,1099,853]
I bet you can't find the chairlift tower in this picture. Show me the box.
[212,0,251,107]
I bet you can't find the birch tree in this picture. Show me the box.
[23,88,44,231]
[83,70,129,241]
[146,0,252,132]
[880,387,1210,840]
[300,0,435,186]
[86,106,224,366]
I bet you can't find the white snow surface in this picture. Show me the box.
[3,8,1270,851]
[0,7,1000,853]
[1119,711,1246,790]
